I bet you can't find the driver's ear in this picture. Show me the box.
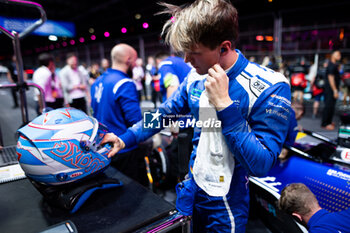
[220,40,232,53]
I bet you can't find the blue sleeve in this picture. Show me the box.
[119,78,191,147]
[159,65,176,87]
[217,83,292,177]
[116,82,142,127]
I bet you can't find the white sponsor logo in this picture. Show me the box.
[94,83,103,103]
[326,169,350,181]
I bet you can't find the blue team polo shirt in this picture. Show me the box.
[91,68,142,153]
[158,56,191,102]
[308,208,350,233]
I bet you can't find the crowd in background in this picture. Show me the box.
[1,49,350,133]
[0,52,165,114]
[251,51,348,130]
[0,50,348,130]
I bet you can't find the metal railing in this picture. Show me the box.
[0,0,47,124]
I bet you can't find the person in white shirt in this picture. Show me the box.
[132,58,145,101]
[59,53,89,113]
[32,53,64,114]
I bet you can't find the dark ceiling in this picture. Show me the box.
[0,0,349,57]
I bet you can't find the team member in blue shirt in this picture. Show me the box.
[102,0,293,232]
[279,183,350,233]
[155,52,191,102]
[91,43,147,186]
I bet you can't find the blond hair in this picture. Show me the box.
[278,183,319,216]
[160,0,238,52]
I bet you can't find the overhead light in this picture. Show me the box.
[135,14,141,20]
[256,35,264,41]
[121,27,127,34]
[70,39,75,45]
[265,36,274,41]
[79,37,85,43]
[89,28,95,34]
[340,28,344,41]
[142,22,149,29]
[104,31,110,37]
[48,35,58,41]
[91,35,96,40]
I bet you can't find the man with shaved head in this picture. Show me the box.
[91,43,147,186]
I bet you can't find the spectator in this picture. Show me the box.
[310,60,327,118]
[32,53,64,114]
[341,61,350,107]
[278,183,350,233]
[60,53,89,113]
[321,50,342,130]
[7,55,27,108]
[91,43,147,186]
[290,58,309,104]
[88,62,101,85]
[145,56,158,103]
[266,56,279,72]
[132,58,145,102]
[100,58,110,73]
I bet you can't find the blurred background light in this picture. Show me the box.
[48,35,58,41]
[135,13,141,20]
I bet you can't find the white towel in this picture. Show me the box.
[193,90,235,196]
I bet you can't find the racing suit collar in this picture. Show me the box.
[226,49,249,80]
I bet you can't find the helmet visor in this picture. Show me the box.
[80,117,109,153]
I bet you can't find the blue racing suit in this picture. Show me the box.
[119,50,292,232]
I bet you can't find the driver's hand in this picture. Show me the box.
[101,133,125,158]
[205,64,233,110]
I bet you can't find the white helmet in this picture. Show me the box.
[16,108,111,186]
